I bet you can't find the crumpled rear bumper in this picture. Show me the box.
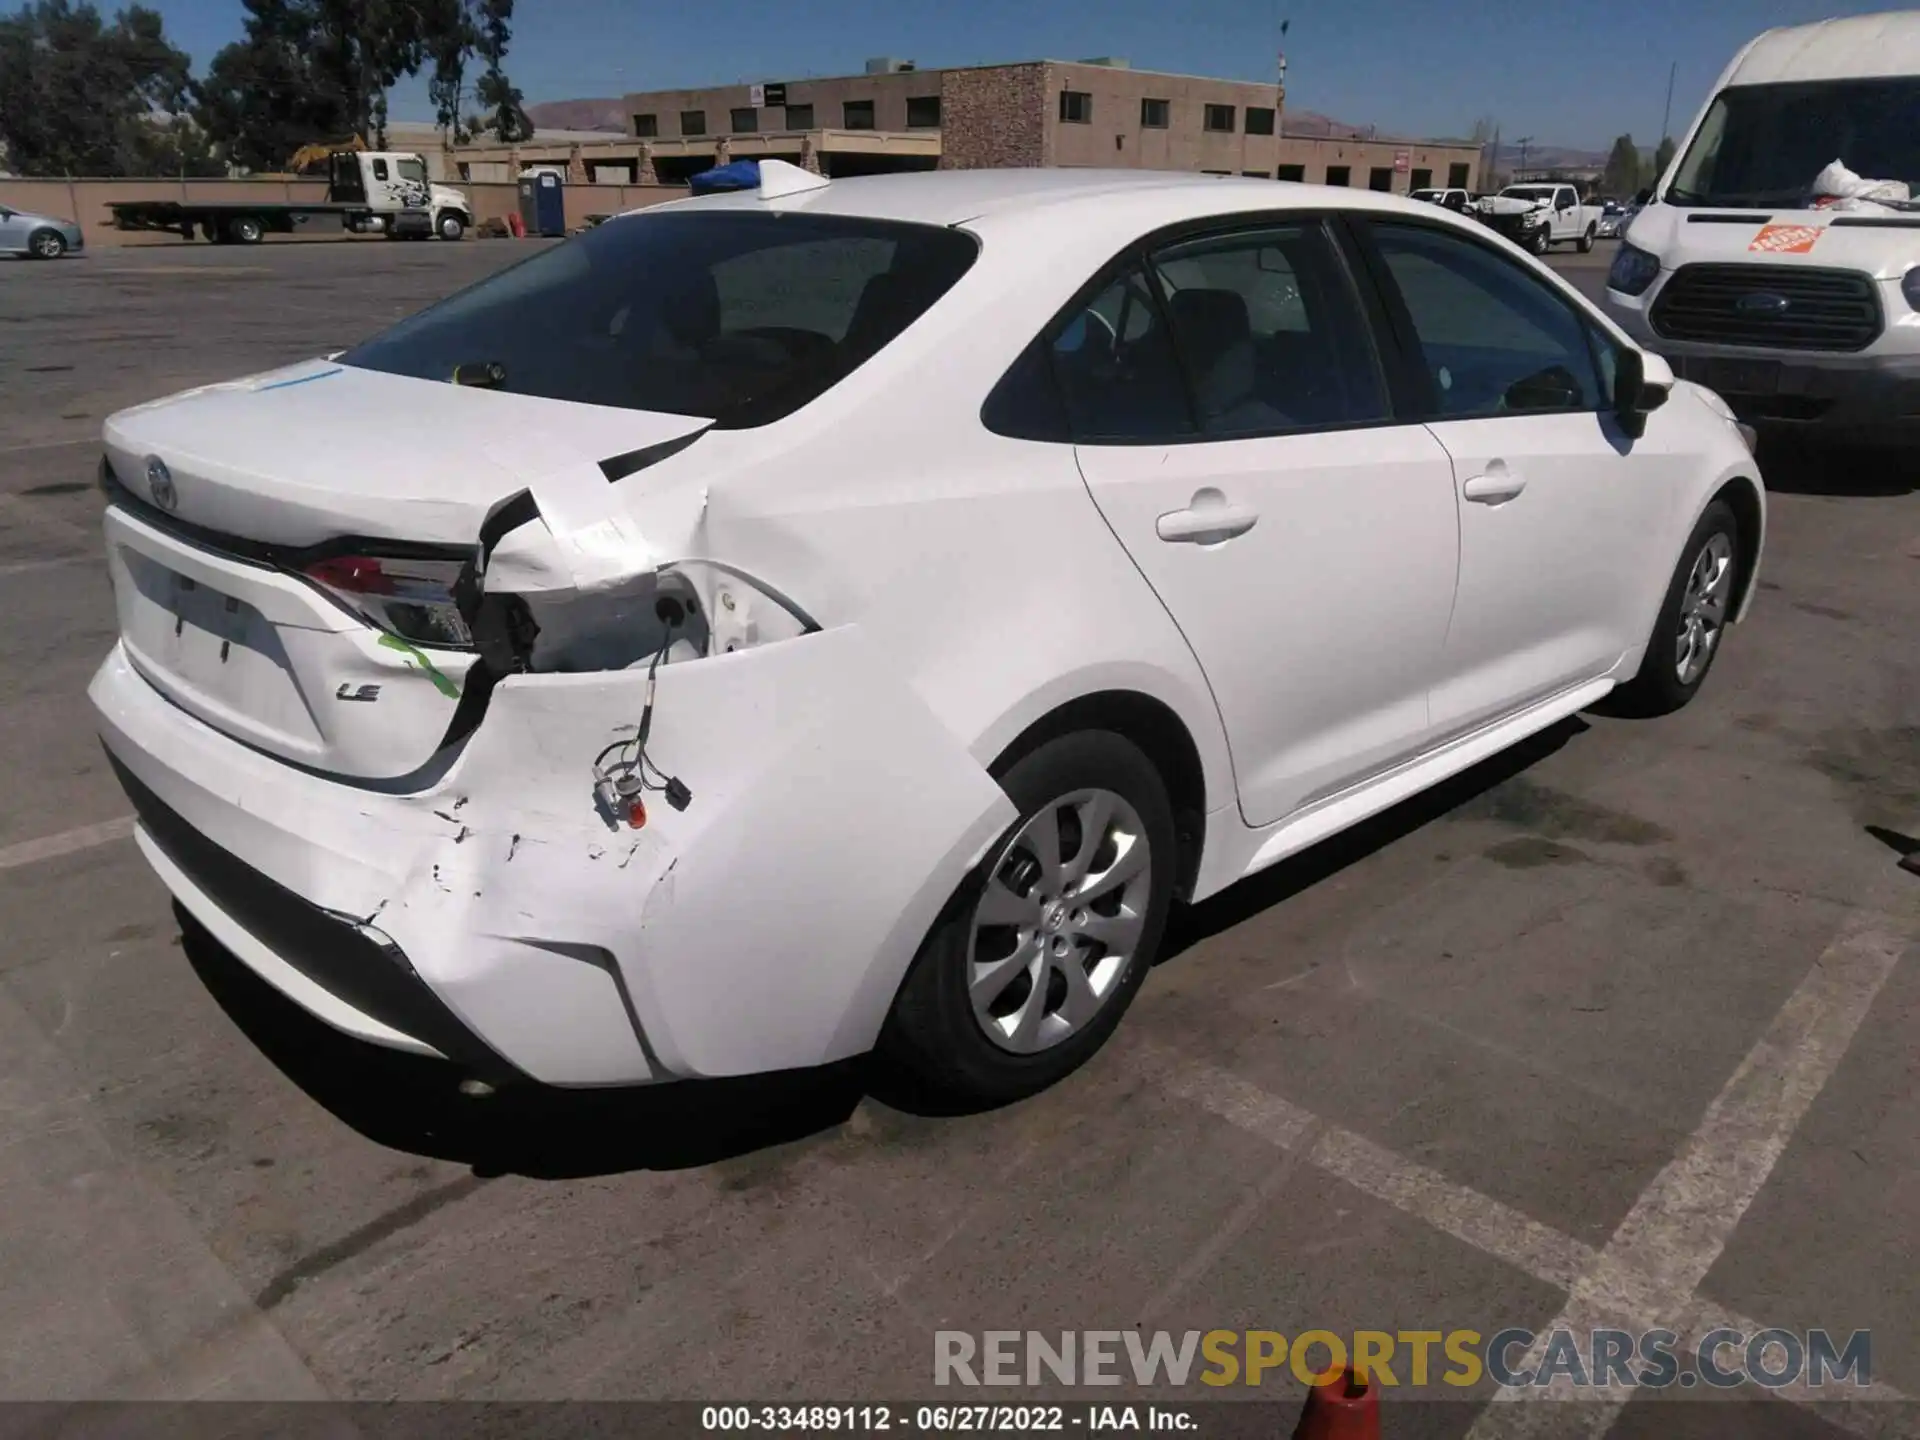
[92,626,1015,1086]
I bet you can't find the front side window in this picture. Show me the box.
[1150,222,1386,436]
[340,212,978,429]
[372,158,389,181]
[1366,221,1602,419]
[1049,264,1193,442]
[397,156,427,187]
[1669,77,1920,206]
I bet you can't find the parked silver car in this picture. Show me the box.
[0,203,84,259]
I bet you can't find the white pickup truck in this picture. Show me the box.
[1473,183,1603,255]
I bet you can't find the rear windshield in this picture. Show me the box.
[1669,78,1920,206]
[341,209,979,428]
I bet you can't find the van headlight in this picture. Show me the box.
[1609,242,1661,297]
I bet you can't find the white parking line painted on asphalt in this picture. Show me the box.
[0,816,135,873]
[0,555,90,580]
[1465,916,1911,1439]
[0,436,95,457]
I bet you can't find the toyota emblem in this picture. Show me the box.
[145,456,177,511]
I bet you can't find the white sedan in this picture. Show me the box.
[91,163,1764,1105]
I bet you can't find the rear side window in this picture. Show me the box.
[1149,221,1387,436]
[340,212,978,429]
[1047,263,1194,442]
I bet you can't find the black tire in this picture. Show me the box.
[878,730,1178,1106]
[202,222,223,243]
[27,228,65,260]
[1578,224,1597,254]
[1611,499,1742,717]
[1529,227,1552,256]
[437,211,466,241]
[227,215,264,245]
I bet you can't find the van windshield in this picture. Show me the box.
[341,210,979,428]
[1669,77,1920,206]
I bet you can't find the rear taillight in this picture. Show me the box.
[301,553,472,648]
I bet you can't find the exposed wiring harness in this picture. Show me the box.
[591,596,695,826]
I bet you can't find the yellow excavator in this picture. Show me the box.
[279,135,367,177]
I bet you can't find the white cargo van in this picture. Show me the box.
[1603,11,1920,440]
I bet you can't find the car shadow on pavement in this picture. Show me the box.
[1756,434,1920,496]
[179,910,865,1179]
[1160,716,1588,961]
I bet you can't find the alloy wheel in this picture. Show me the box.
[967,788,1153,1054]
[1675,532,1734,685]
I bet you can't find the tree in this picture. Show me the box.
[473,0,530,142]
[195,0,522,170]
[1602,133,1641,197]
[0,0,196,176]
[1652,134,1677,182]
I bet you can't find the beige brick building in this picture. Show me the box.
[448,57,1482,195]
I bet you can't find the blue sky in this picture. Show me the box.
[111,0,1897,148]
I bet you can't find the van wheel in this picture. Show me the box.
[1611,500,1741,716]
[437,212,466,241]
[879,730,1176,1106]
[1578,224,1597,254]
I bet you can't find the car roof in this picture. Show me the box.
[642,166,1465,231]
[1733,10,1920,85]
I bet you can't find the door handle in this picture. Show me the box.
[1156,489,1259,544]
[1461,468,1527,505]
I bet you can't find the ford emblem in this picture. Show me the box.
[1736,292,1791,315]
[145,456,177,511]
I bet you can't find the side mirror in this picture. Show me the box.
[1614,348,1673,439]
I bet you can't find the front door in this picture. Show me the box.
[1357,218,1652,738]
[1062,219,1461,827]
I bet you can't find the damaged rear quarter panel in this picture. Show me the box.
[380,624,1015,1080]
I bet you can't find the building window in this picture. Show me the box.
[680,109,707,136]
[1325,165,1350,186]
[784,102,814,130]
[1245,106,1276,135]
[906,95,940,128]
[1203,104,1236,133]
[632,113,658,138]
[1140,97,1170,128]
[843,99,875,129]
[731,107,758,134]
[1059,90,1092,123]
[1242,169,1269,178]
[1368,166,1393,191]
[1277,164,1305,182]
[1448,161,1471,188]
[1410,167,1432,190]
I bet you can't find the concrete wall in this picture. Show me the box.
[1043,63,1286,175]
[0,177,685,246]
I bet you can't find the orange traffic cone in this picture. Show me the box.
[1290,1366,1379,1440]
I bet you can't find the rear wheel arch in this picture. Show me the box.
[986,690,1208,900]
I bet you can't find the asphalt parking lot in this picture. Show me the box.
[1,235,1917,1436]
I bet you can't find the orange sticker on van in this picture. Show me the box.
[1749,224,1822,254]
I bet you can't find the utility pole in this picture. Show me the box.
[1660,60,1676,140]
[1517,135,1533,176]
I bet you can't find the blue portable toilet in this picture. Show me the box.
[690,160,762,194]
[517,170,566,236]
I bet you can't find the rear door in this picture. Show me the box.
[1353,217,1658,738]
[1066,217,1461,828]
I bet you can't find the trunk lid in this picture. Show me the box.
[100,359,715,781]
